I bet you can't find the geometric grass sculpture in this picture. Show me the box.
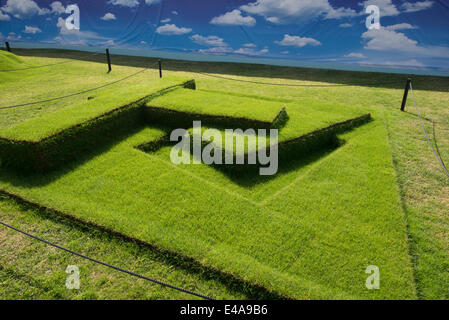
[0,51,419,299]
[0,78,195,172]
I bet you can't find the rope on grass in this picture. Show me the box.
[0,62,158,110]
[195,71,402,87]
[0,219,214,300]
[0,51,104,72]
[410,82,449,178]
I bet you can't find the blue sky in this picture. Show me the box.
[1,0,448,71]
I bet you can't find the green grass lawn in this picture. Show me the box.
[0,76,190,142]
[148,88,284,122]
[0,49,448,299]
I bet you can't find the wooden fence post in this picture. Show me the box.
[106,48,112,73]
[401,78,411,111]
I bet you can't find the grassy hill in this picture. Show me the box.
[0,49,448,299]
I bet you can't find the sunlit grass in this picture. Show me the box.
[0,49,448,299]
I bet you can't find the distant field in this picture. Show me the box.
[0,49,448,299]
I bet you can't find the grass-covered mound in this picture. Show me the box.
[143,88,370,173]
[5,49,448,300]
[0,76,194,171]
[0,50,29,71]
[0,67,412,299]
[146,88,289,129]
[0,50,33,84]
[0,115,416,299]
[192,113,369,159]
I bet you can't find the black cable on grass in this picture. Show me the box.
[0,219,214,300]
[410,82,449,178]
[195,71,402,87]
[0,62,158,110]
[0,51,104,72]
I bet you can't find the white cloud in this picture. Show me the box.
[359,0,399,17]
[339,23,352,28]
[234,47,268,56]
[344,52,366,58]
[1,0,49,19]
[401,1,433,13]
[101,13,116,21]
[7,32,22,41]
[362,27,449,57]
[243,43,257,47]
[102,39,115,46]
[156,24,192,35]
[266,16,279,23]
[275,34,321,48]
[0,10,10,21]
[362,28,418,51]
[57,16,70,34]
[56,16,107,45]
[359,0,433,16]
[385,23,417,31]
[326,6,358,19]
[198,47,233,55]
[210,9,256,27]
[190,34,227,47]
[54,35,87,46]
[240,0,356,24]
[50,1,65,14]
[172,11,178,15]
[107,0,139,8]
[384,59,425,67]
[23,25,41,34]
[161,18,171,23]
[145,0,161,5]
[280,50,289,54]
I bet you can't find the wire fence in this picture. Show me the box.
[0,48,447,300]
[1,48,447,176]
[194,71,403,87]
[0,62,158,110]
[0,50,104,72]
[0,219,214,300]
[410,83,449,179]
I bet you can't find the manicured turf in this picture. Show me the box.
[1,49,448,299]
[0,76,190,141]
[0,195,266,300]
[147,88,368,142]
[147,88,284,123]
[146,88,369,158]
[0,50,29,71]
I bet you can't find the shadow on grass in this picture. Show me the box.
[0,192,285,300]
[139,134,342,188]
[215,141,341,188]
[0,122,150,188]
[11,48,449,93]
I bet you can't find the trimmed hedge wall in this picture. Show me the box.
[186,113,372,173]
[144,106,288,130]
[0,80,196,172]
[137,113,371,175]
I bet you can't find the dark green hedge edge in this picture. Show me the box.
[144,105,288,130]
[214,113,372,173]
[139,113,371,174]
[0,80,196,172]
